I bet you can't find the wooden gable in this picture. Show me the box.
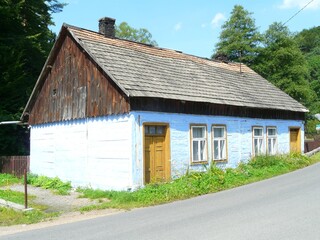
[28,32,130,125]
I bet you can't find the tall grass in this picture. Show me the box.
[79,153,320,211]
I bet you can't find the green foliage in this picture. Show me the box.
[0,174,20,187]
[295,26,320,54]
[27,174,72,195]
[295,27,320,114]
[0,0,65,155]
[213,5,261,65]
[115,22,158,46]
[305,118,320,135]
[0,207,58,226]
[252,22,316,108]
[79,153,319,211]
[214,6,320,118]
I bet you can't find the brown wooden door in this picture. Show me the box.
[144,136,165,183]
[290,128,301,153]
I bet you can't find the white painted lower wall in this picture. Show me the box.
[30,115,132,190]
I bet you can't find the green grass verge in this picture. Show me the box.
[0,189,36,205]
[78,153,320,211]
[0,207,58,226]
[0,174,20,187]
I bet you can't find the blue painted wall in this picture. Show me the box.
[130,111,304,188]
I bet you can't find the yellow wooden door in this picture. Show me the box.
[144,136,165,183]
[290,128,301,153]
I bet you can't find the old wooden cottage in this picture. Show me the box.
[21,17,308,190]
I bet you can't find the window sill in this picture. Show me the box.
[213,159,228,163]
[190,161,208,165]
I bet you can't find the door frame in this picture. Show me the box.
[289,127,301,153]
[143,122,171,184]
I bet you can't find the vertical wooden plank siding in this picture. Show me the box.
[28,34,129,125]
[0,156,30,178]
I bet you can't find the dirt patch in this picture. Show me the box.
[0,184,123,236]
[0,184,98,212]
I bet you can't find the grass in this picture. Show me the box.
[0,174,20,187]
[78,152,320,211]
[0,189,35,205]
[0,174,61,226]
[27,174,72,195]
[0,207,58,226]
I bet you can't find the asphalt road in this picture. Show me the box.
[2,163,320,240]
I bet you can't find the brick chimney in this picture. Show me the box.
[99,17,116,37]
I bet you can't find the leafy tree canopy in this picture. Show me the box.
[115,22,158,46]
[0,0,65,155]
[295,26,320,54]
[213,5,261,65]
[252,22,317,113]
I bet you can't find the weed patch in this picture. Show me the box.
[27,174,72,195]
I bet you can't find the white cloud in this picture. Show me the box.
[211,13,226,28]
[279,0,320,10]
[174,22,182,31]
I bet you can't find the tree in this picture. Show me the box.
[295,27,320,111]
[0,0,65,155]
[213,5,261,65]
[115,22,158,46]
[252,22,316,110]
[295,26,320,54]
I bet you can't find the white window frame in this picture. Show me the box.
[212,125,227,161]
[191,125,207,163]
[253,126,264,156]
[267,127,277,155]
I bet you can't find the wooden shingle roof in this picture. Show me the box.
[66,24,307,113]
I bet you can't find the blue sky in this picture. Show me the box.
[51,0,320,58]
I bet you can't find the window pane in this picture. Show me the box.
[145,126,149,134]
[272,139,276,153]
[214,127,224,138]
[268,128,276,136]
[221,140,226,159]
[254,128,263,136]
[214,140,219,159]
[254,139,259,155]
[193,141,199,161]
[258,139,263,153]
[149,126,156,134]
[268,139,272,154]
[200,140,206,160]
[156,126,165,134]
[193,127,204,138]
